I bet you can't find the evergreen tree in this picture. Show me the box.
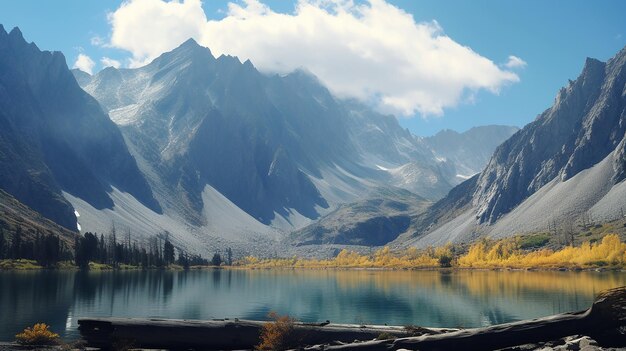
[177,249,189,269]
[211,252,222,266]
[163,239,175,265]
[98,234,106,263]
[226,247,233,266]
[34,230,43,263]
[0,227,5,259]
[38,235,61,267]
[11,226,22,259]
[109,223,117,266]
[20,241,34,260]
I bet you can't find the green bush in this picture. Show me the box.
[438,255,452,268]
[520,234,550,249]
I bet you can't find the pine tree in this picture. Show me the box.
[11,226,22,259]
[34,230,43,263]
[226,247,233,266]
[99,234,107,263]
[109,223,117,266]
[0,227,5,259]
[163,239,175,265]
[211,252,222,266]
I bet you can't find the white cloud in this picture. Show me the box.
[91,36,105,46]
[73,53,96,74]
[504,55,527,69]
[106,0,521,117]
[101,57,122,68]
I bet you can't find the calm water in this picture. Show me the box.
[0,269,625,340]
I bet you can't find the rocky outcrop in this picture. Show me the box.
[0,25,160,230]
[473,49,626,224]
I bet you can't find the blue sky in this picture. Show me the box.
[0,0,625,136]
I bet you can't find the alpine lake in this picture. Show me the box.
[1,268,625,341]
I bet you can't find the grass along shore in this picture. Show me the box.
[0,259,215,271]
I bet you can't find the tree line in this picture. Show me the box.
[0,225,231,269]
[0,226,72,267]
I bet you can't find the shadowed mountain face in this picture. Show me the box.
[0,25,160,230]
[75,39,458,230]
[404,45,626,247]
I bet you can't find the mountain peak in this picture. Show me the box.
[180,37,200,48]
[9,26,23,40]
[174,38,214,58]
[580,56,606,79]
[583,57,605,72]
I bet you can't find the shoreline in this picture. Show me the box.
[1,259,625,273]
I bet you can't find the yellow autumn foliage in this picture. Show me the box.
[238,233,625,270]
[15,323,60,345]
[239,245,443,268]
[458,234,626,268]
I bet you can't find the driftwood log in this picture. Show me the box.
[78,286,625,351]
[77,318,450,350]
[303,286,626,351]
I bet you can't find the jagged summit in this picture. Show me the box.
[151,38,215,68]
[0,23,161,230]
[177,37,214,57]
[403,44,626,248]
[8,26,23,38]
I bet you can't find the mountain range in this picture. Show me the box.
[68,37,515,254]
[14,24,620,257]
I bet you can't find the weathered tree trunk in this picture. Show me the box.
[78,318,449,350]
[303,286,626,351]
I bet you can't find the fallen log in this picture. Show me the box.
[77,317,451,350]
[302,286,626,351]
[78,286,625,351]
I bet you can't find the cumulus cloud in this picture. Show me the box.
[101,57,122,68]
[73,53,95,74]
[504,55,527,69]
[106,0,521,116]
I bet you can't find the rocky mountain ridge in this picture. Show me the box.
[0,25,159,232]
[402,46,626,247]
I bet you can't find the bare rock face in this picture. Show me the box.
[0,25,160,230]
[424,125,520,180]
[473,49,626,224]
[75,38,456,228]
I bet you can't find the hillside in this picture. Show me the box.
[0,25,159,232]
[0,189,76,247]
[401,46,626,248]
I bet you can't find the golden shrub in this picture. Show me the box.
[256,312,298,351]
[15,323,60,345]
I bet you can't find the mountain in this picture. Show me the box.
[0,189,76,248]
[403,46,626,247]
[0,25,159,232]
[289,188,431,249]
[424,125,520,181]
[72,39,473,253]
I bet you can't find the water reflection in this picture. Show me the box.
[0,269,624,340]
